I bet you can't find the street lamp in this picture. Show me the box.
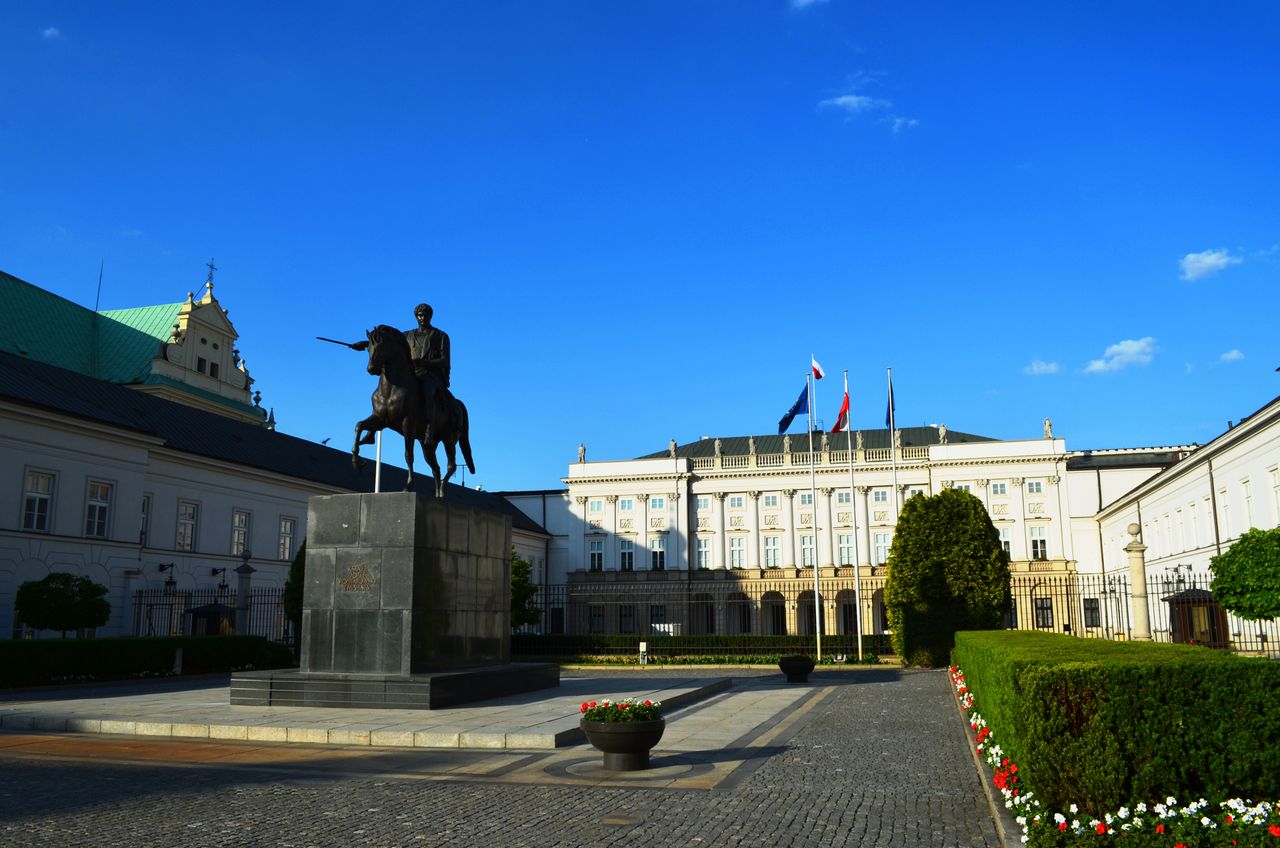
[158,562,177,594]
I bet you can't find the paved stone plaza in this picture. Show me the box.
[0,669,1000,847]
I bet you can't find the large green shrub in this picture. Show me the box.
[0,635,294,688]
[510,549,542,630]
[953,630,1280,815]
[884,488,1010,666]
[1210,526,1280,620]
[14,572,111,637]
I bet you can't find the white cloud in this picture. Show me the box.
[886,115,919,133]
[790,0,829,8]
[1023,360,1059,376]
[42,26,61,39]
[1084,337,1156,373]
[819,94,889,114]
[1179,248,1241,281]
[1220,349,1245,362]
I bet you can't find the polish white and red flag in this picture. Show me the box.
[811,356,826,380]
[831,390,850,433]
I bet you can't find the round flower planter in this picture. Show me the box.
[778,655,816,683]
[580,717,666,771]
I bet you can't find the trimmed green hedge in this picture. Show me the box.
[953,631,1280,815]
[0,636,295,688]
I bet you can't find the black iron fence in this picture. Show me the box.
[515,573,1280,660]
[131,588,294,647]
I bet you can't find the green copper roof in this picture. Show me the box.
[0,270,181,384]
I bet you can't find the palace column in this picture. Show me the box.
[606,495,618,570]
[572,497,588,573]
[1010,479,1027,561]
[637,493,650,570]
[856,486,873,569]
[671,491,685,570]
[782,489,797,568]
[819,488,835,568]
[713,492,727,569]
[748,491,762,569]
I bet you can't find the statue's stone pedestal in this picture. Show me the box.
[231,492,558,709]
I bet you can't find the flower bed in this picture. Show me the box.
[949,664,1280,847]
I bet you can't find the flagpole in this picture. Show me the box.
[844,370,863,662]
[887,367,899,514]
[806,370,821,661]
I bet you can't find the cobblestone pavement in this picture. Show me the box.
[0,669,999,848]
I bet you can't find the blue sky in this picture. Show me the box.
[2,1,1277,491]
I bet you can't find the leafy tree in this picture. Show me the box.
[511,548,542,630]
[884,488,1011,666]
[14,572,111,637]
[1210,527,1280,620]
[281,539,306,638]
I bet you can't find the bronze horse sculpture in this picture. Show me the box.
[352,325,475,496]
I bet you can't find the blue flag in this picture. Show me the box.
[885,375,895,428]
[778,383,809,434]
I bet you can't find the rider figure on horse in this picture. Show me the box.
[356,303,456,421]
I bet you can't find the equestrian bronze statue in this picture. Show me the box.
[323,304,474,496]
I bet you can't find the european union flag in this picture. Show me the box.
[778,383,809,434]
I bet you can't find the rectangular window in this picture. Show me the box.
[588,498,603,513]
[1082,598,1101,628]
[619,498,634,511]
[209,361,220,379]
[1027,480,1043,494]
[651,536,666,570]
[1271,468,1280,524]
[588,605,604,634]
[176,500,199,551]
[696,495,710,510]
[650,496,665,511]
[588,539,604,571]
[873,489,888,503]
[956,483,972,493]
[836,491,851,505]
[873,532,891,565]
[728,536,745,567]
[990,482,1007,495]
[619,539,634,572]
[1033,597,1054,629]
[1243,479,1254,529]
[763,493,779,508]
[799,492,814,506]
[231,509,251,556]
[649,604,666,626]
[729,495,745,509]
[196,356,207,374]
[837,533,854,566]
[908,488,924,499]
[999,526,1012,557]
[140,494,152,547]
[83,480,112,538]
[619,605,636,634]
[22,470,55,532]
[278,516,296,560]
[695,537,710,569]
[1029,525,1047,560]
[800,534,815,567]
[764,535,780,568]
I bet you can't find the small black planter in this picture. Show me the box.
[580,718,666,771]
[778,655,816,683]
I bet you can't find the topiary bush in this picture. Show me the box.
[884,488,1011,666]
[1210,526,1280,621]
[14,572,111,637]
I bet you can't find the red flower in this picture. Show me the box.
[1096,823,1107,835]
[1269,824,1280,837]
[1156,824,1165,834]
[1058,823,1068,832]
[1175,843,1187,848]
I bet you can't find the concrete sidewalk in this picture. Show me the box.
[0,672,800,750]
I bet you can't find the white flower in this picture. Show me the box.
[1053,813,1066,824]
[1136,802,1147,813]
[1020,836,1028,844]
[1068,804,1078,814]
[1117,807,1129,819]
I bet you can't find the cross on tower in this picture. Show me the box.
[206,257,218,284]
